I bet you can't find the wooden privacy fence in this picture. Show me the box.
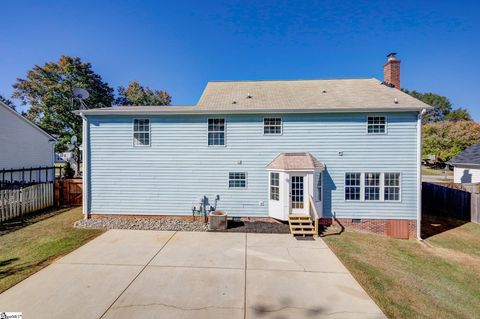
[55,179,83,206]
[0,183,54,222]
[422,182,472,221]
[471,193,480,224]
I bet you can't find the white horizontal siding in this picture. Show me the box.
[0,105,54,171]
[87,112,418,219]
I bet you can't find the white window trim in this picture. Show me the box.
[270,172,280,201]
[384,172,402,202]
[263,117,283,136]
[316,171,323,202]
[228,172,247,189]
[364,172,382,202]
[344,172,402,203]
[207,118,227,147]
[344,172,362,201]
[366,115,388,135]
[132,118,151,147]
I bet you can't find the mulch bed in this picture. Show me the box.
[223,220,290,233]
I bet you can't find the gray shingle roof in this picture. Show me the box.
[197,78,430,111]
[448,143,480,165]
[77,78,431,115]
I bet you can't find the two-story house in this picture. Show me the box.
[77,54,430,238]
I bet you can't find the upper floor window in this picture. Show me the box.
[229,172,246,189]
[367,116,386,134]
[133,119,150,146]
[345,173,361,201]
[264,118,282,135]
[270,172,280,200]
[208,119,225,146]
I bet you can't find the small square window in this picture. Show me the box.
[367,116,386,134]
[229,172,246,189]
[264,118,282,135]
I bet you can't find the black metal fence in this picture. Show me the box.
[0,166,65,190]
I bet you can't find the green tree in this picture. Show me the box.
[12,56,115,174]
[402,89,453,122]
[402,89,472,123]
[0,94,16,110]
[116,81,171,106]
[423,120,480,162]
[444,107,471,121]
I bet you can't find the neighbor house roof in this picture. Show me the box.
[0,101,56,141]
[76,78,431,116]
[267,152,324,171]
[448,143,480,166]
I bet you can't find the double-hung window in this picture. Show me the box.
[317,172,322,201]
[345,173,361,201]
[367,116,386,134]
[133,119,150,146]
[229,172,246,189]
[208,119,225,146]
[270,172,280,200]
[384,173,401,201]
[364,173,381,201]
[264,118,282,135]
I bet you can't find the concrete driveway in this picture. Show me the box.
[0,230,385,319]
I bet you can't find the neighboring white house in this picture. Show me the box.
[448,143,480,183]
[0,101,56,182]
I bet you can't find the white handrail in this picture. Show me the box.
[308,195,319,238]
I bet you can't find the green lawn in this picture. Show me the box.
[0,207,104,293]
[422,166,452,176]
[323,220,480,319]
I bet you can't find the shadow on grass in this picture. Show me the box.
[319,218,345,237]
[421,214,469,239]
[0,206,72,237]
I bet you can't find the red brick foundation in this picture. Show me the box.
[319,218,417,239]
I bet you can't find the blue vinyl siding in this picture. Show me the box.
[87,112,419,219]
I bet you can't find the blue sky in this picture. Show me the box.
[1,0,479,119]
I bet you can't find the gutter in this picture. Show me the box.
[417,109,427,240]
[79,112,89,219]
[74,106,430,116]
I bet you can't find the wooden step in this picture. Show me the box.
[289,215,311,220]
[289,220,313,225]
[291,230,316,236]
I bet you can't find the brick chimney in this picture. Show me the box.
[383,53,401,89]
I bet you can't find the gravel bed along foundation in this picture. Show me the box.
[75,217,290,233]
[75,217,208,232]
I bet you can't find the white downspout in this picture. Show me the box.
[417,109,426,239]
[80,113,89,219]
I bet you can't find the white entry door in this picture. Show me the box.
[290,175,306,214]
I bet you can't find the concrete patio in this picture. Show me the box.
[0,230,385,318]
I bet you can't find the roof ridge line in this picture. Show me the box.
[207,77,377,83]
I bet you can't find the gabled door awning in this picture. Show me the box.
[267,152,324,171]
